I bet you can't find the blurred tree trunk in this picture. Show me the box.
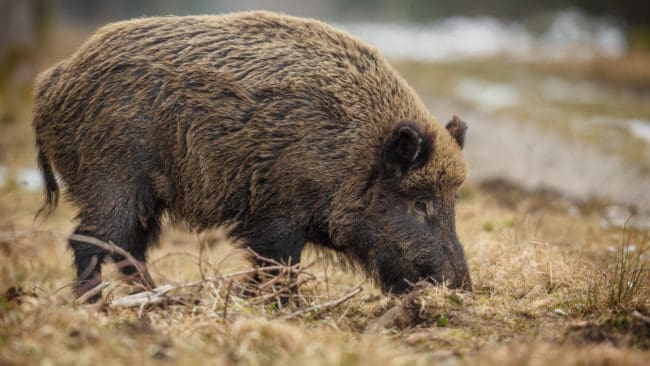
[0,0,46,90]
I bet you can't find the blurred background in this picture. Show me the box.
[1,0,649,227]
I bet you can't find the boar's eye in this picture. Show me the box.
[414,201,427,213]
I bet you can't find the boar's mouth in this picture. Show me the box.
[339,173,473,293]
[426,255,473,292]
[379,257,472,294]
[352,226,472,294]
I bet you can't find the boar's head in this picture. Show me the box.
[334,116,471,293]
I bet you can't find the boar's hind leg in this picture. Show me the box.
[71,182,164,301]
[110,214,161,291]
[69,227,108,302]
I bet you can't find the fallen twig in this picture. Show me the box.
[64,242,344,319]
[75,281,110,305]
[223,279,234,320]
[0,231,37,241]
[109,285,176,308]
[219,265,290,279]
[69,234,156,290]
[280,285,363,320]
[632,310,650,324]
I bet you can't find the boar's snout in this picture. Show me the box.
[410,236,472,293]
[363,219,473,295]
[437,242,473,291]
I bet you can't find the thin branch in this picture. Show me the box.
[108,285,176,308]
[75,281,110,305]
[280,285,363,320]
[222,279,234,321]
[69,234,155,290]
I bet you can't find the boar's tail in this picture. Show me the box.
[35,147,59,220]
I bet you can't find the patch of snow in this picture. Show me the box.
[17,167,43,191]
[338,9,626,62]
[540,10,626,60]
[339,17,532,62]
[542,77,604,103]
[454,78,519,112]
[628,119,650,143]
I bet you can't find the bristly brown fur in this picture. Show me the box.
[32,11,470,299]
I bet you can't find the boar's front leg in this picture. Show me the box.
[241,217,305,265]
[235,217,306,295]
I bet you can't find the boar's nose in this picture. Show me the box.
[440,258,472,291]
[458,271,472,291]
[454,259,472,291]
[450,238,472,291]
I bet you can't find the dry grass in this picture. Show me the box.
[0,180,648,365]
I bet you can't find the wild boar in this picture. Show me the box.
[32,11,471,300]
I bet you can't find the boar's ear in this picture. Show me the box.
[446,115,467,149]
[382,122,433,176]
